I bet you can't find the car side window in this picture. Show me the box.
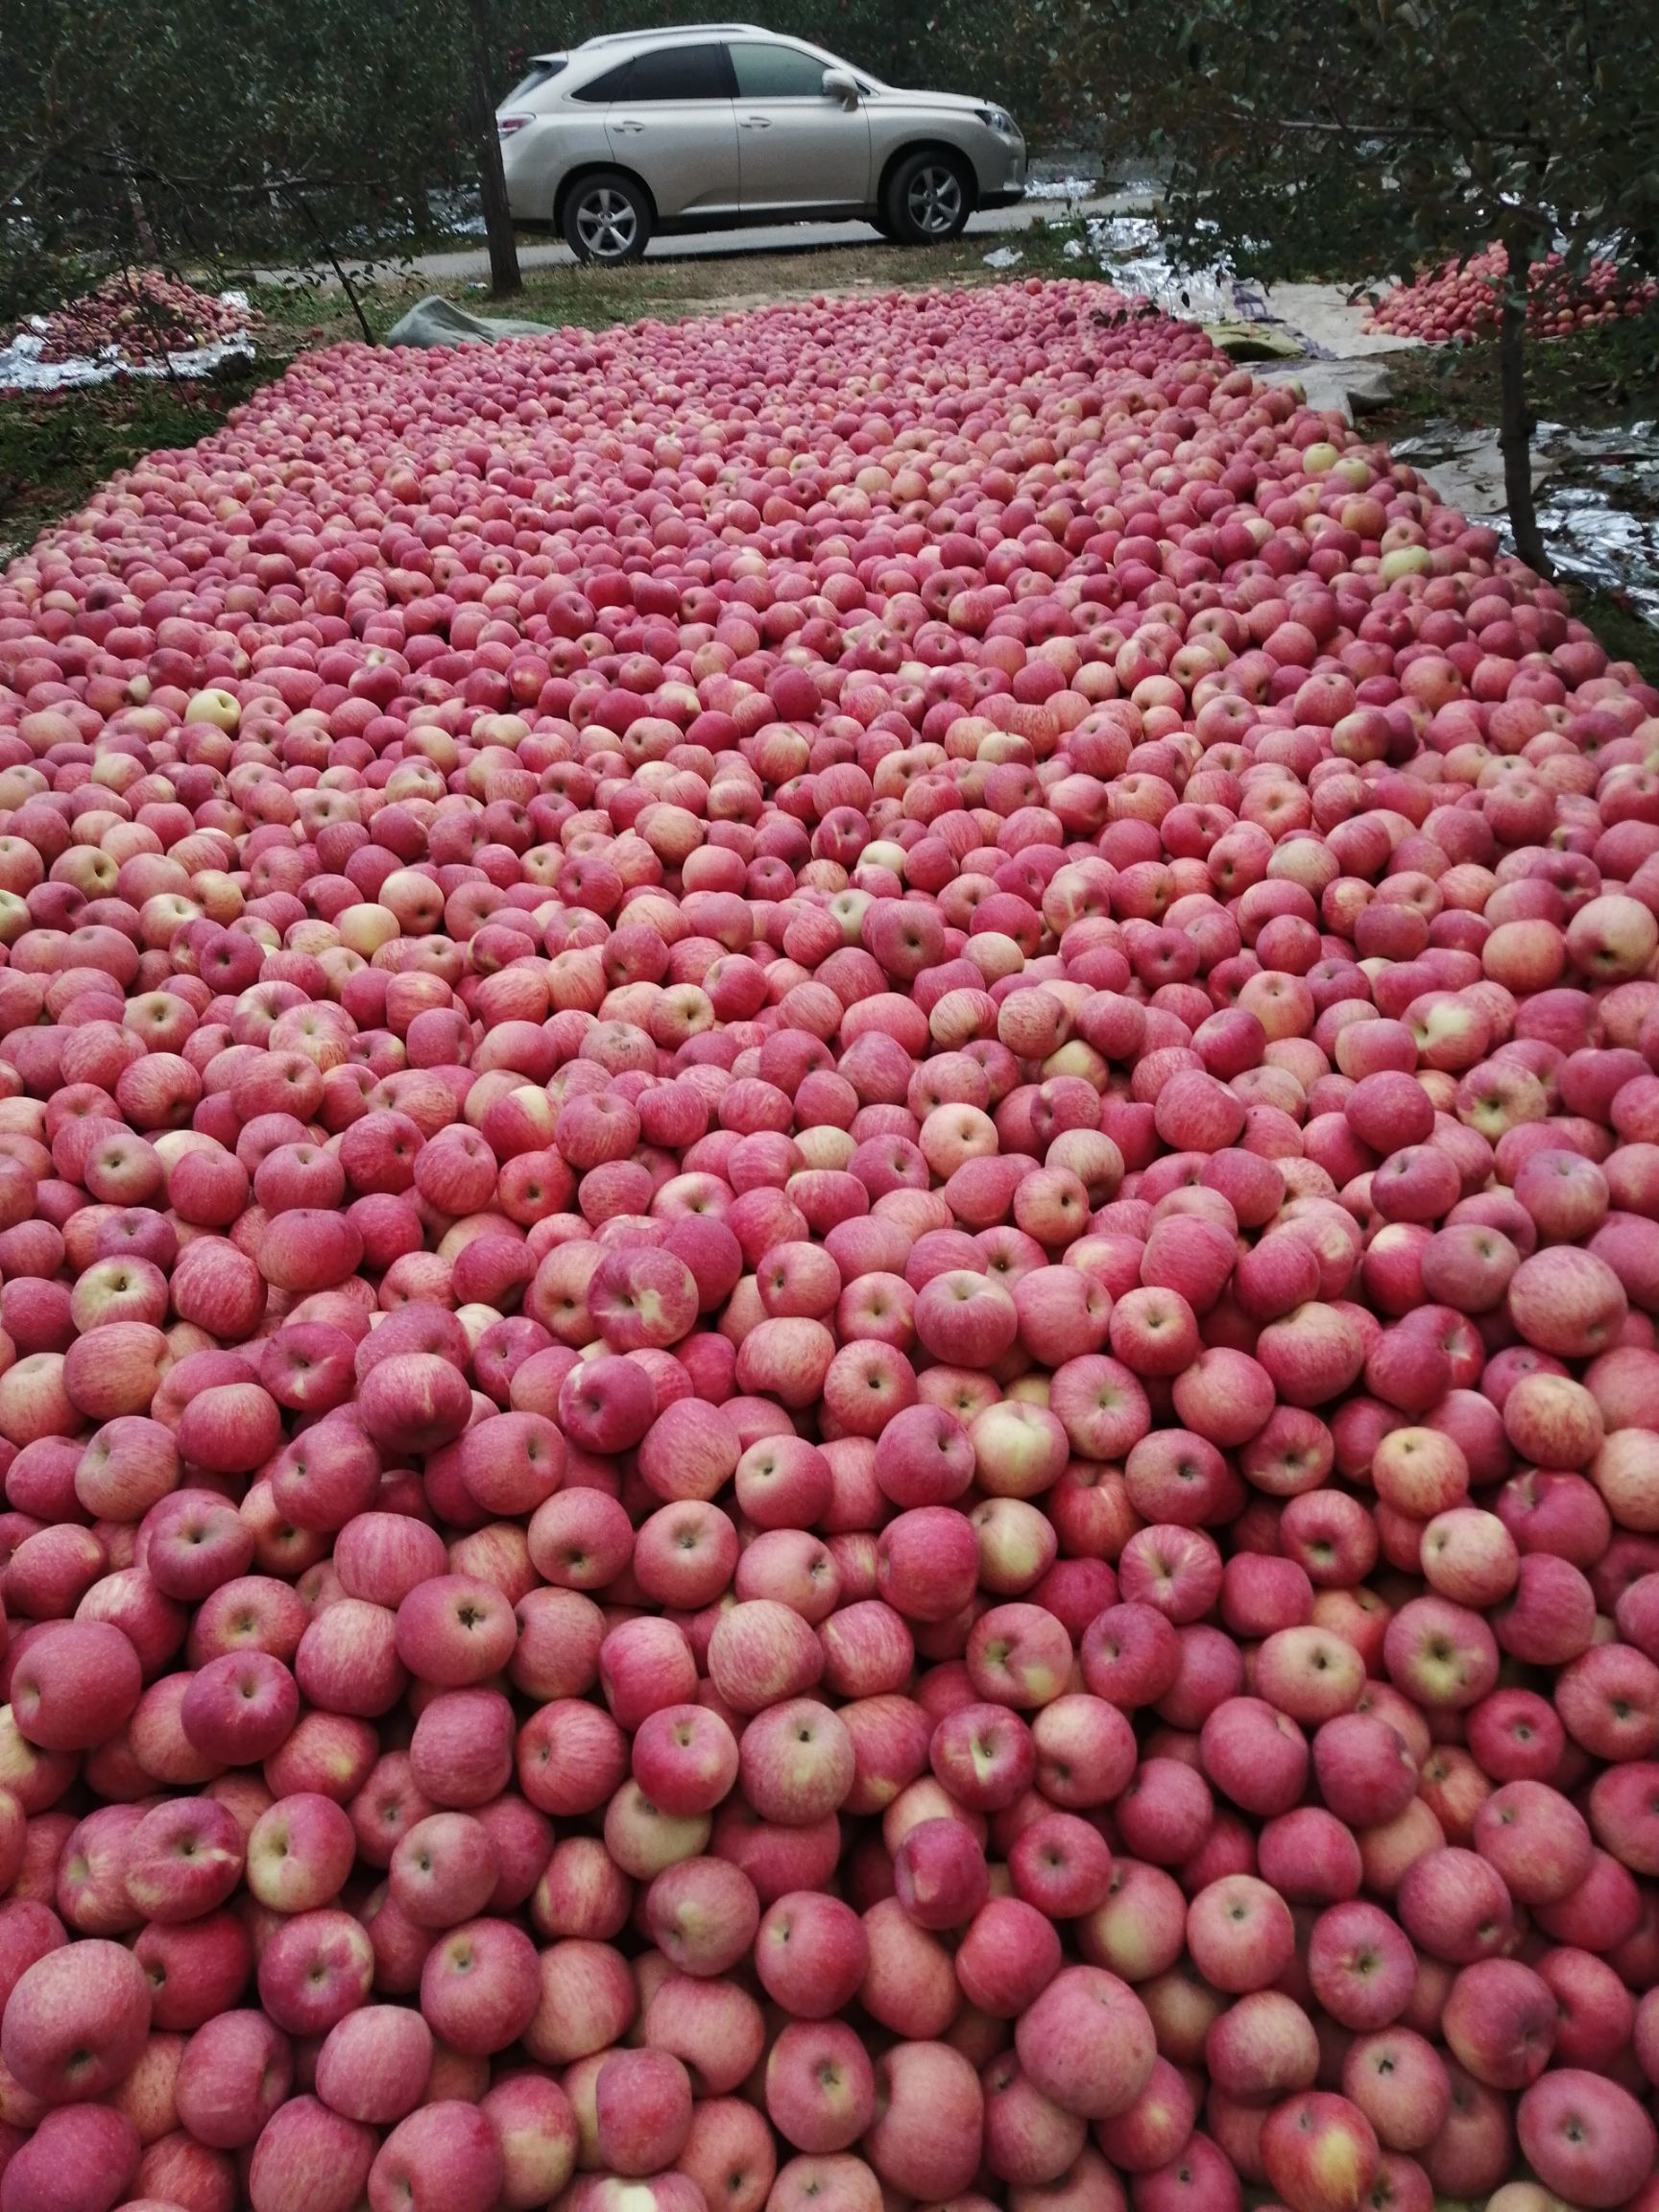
[569,60,634,102]
[620,43,734,101]
[728,42,836,99]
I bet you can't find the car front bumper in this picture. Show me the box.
[979,184,1027,209]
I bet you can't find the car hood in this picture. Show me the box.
[863,86,1003,118]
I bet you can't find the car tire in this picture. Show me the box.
[562,172,652,265]
[884,152,972,244]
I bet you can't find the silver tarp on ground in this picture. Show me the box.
[385,294,559,348]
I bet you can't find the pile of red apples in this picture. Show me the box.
[1365,248,1659,343]
[18,274,253,368]
[0,276,1655,2212]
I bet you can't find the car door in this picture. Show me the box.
[598,43,740,218]
[726,40,873,212]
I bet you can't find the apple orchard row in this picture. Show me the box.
[0,277,1655,2212]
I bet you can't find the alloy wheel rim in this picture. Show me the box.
[577,189,638,258]
[906,165,962,234]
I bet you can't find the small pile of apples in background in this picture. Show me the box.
[1365,247,1658,342]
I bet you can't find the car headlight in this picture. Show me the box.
[975,107,1019,137]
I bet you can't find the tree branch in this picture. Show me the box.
[0,151,54,211]
[1225,107,1543,147]
[277,184,376,346]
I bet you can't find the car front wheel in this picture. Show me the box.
[886,153,971,244]
[563,172,652,265]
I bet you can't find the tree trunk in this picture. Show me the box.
[123,176,159,261]
[1499,232,1550,576]
[108,134,159,259]
[467,0,520,297]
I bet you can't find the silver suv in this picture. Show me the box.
[496,24,1026,263]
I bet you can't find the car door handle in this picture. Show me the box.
[739,115,772,129]
[613,117,646,132]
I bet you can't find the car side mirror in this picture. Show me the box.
[822,69,859,107]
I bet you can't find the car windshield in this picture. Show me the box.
[504,57,565,101]
[800,44,884,91]
[825,47,885,89]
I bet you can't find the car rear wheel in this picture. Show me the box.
[885,152,971,244]
[563,172,652,265]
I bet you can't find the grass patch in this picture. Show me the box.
[245,225,1086,349]
[0,357,288,562]
[1369,308,1659,439]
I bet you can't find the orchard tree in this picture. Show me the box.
[4,0,1083,325]
[1087,0,1659,573]
[1,0,522,322]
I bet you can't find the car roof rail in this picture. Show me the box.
[577,23,766,46]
